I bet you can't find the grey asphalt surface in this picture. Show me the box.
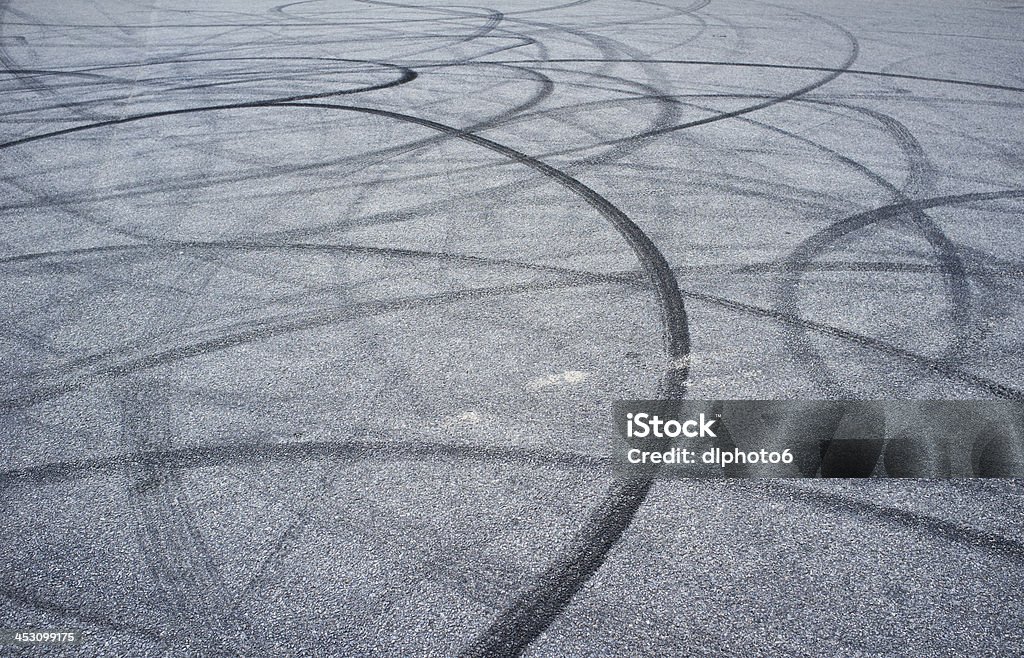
[1,0,1024,655]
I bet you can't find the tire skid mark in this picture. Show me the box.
[0,278,599,410]
[2,254,1020,407]
[232,457,556,612]
[4,187,1023,407]
[10,242,1020,280]
[0,436,607,492]
[31,89,969,217]
[476,58,1024,95]
[348,0,507,64]
[554,86,962,396]
[755,103,970,396]
[7,441,1024,574]
[0,58,554,346]
[767,482,1024,562]
[6,81,690,653]
[356,0,687,173]
[625,88,999,397]
[465,12,862,164]
[122,384,256,654]
[776,188,1023,398]
[0,62,418,151]
[5,189,1023,406]
[0,62,558,215]
[0,584,164,639]
[114,99,690,658]
[4,2,1023,655]
[277,102,691,391]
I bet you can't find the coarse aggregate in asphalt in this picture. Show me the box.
[1,0,1023,655]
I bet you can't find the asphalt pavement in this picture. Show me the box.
[1,0,1023,655]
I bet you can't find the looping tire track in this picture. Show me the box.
[773,189,1024,401]
[267,101,691,658]
[4,2,1023,655]
[4,198,1022,408]
[0,20,904,647]
[2,78,690,655]
[122,385,255,654]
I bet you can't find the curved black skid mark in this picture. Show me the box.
[4,232,1021,406]
[121,386,254,653]
[2,99,691,655]
[774,189,1024,399]
[770,483,1024,562]
[479,58,1024,95]
[0,437,607,491]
